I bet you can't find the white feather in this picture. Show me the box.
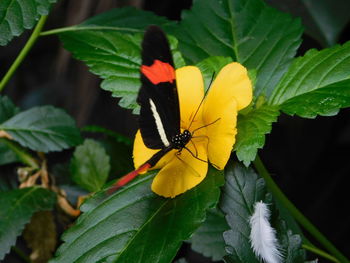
[249,201,283,263]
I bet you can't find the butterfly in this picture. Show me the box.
[108,26,252,197]
[108,25,196,193]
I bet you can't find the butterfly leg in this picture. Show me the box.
[174,151,201,177]
[189,139,199,157]
[188,136,222,170]
[183,146,208,163]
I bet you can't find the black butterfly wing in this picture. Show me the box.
[137,26,180,149]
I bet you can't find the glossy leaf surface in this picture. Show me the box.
[51,168,224,263]
[270,42,350,118]
[169,0,302,97]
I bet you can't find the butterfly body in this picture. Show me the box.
[171,130,191,150]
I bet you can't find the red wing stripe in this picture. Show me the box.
[107,163,151,195]
[141,59,175,85]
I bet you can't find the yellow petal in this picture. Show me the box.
[204,101,238,169]
[176,66,205,130]
[209,62,252,111]
[133,130,174,171]
[151,141,208,198]
[201,62,252,169]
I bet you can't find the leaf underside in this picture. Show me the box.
[0,0,57,45]
[221,162,306,263]
[221,162,266,263]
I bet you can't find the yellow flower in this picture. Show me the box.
[133,62,252,198]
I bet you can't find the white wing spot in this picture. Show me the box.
[149,99,170,147]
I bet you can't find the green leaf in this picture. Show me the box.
[189,208,229,261]
[59,8,184,112]
[0,96,19,123]
[82,125,133,177]
[279,79,350,118]
[269,42,350,118]
[271,214,306,263]
[221,162,306,263]
[60,0,302,107]
[0,106,82,152]
[276,224,305,263]
[0,187,56,260]
[51,168,224,263]
[169,0,303,97]
[234,105,280,166]
[0,96,21,165]
[70,139,111,192]
[221,163,266,263]
[80,7,170,30]
[61,30,184,113]
[61,31,141,112]
[0,0,56,46]
[0,139,39,168]
[0,139,20,165]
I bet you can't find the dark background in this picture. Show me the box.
[1,0,349,262]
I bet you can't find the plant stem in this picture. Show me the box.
[303,244,339,263]
[0,15,48,92]
[40,25,142,36]
[253,155,350,263]
[0,138,39,169]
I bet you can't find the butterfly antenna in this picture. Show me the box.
[187,71,216,130]
[189,139,199,157]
